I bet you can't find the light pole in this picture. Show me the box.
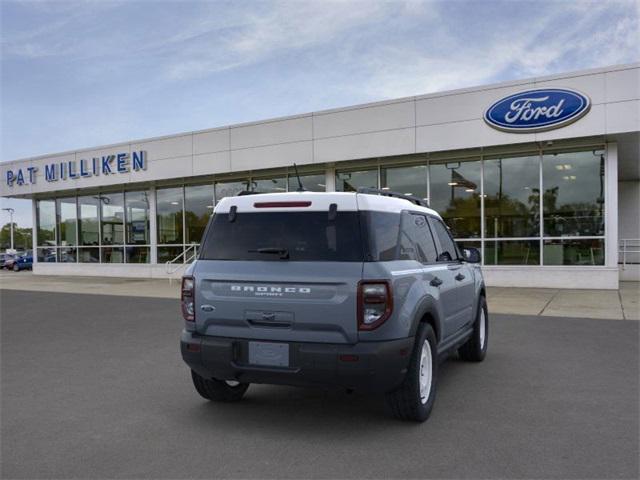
[2,207,15,251]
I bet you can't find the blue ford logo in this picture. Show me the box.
[484,88,591,133]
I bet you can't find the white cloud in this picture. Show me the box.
[352,1,639,100]
[164,1,401,80]
[1,0,125,58]
[4,0,636,91]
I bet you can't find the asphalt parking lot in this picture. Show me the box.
[1,290,638,479]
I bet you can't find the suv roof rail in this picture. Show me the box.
[236,190,268,196]
[356,187,430,208]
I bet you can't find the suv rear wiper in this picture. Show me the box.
[248,247,290,260]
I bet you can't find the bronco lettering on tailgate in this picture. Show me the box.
[230,285,311,297]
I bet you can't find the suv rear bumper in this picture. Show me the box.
[181,331,414,393]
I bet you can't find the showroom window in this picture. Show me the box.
[56,198,77,246]
[78,196,99,245]
[56,197,77,263]
[335,147,605,267]
[484,155,540,238]
[185,184,214,246]
[125,190,151,263]
[36,199,56,245]
[100,192,124,263]
[288,172,326,192]
[214,180,248,204]
[543,238,605,266]
[481,154,540,265]
[429,159,481,239]
[156,186,184,263]
[35,190,153,264]
[542,150,605,237]
[484,240,541,266]
[541,149,605,266]
[32,148,605,268]
[253,176,287,194]
[36,199,57,262]
[100,193,124,245]
[156,187,184,245]
[381,164,428,200]
[335,169,378,192]
[77,195,100,263]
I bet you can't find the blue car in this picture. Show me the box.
[13,253,33,271]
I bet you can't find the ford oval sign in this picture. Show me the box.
[484,88,591,133]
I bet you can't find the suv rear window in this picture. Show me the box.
[200,212,364,261]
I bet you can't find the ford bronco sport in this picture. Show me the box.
[180,188,487,422]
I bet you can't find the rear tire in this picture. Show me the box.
[459,296,488,362]
[12,264,19,272]
[191,370,249,402]
[385,323,438,422]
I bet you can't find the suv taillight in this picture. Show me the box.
[358,281,393,330]
[181,276,195,322]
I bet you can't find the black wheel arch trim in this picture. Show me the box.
[409,295,443,343]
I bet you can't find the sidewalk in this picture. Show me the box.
[487,283,639,320]
[1,271,638,320]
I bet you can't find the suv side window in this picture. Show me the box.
[416,215,439,263]
[360,211,401,261]
[398,212,437,263]
[429,217,459,262]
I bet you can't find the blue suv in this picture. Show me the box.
[13,252,33,271]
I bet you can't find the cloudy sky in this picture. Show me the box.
[1,0,639,227]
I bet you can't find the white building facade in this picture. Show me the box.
[2,63,639,289]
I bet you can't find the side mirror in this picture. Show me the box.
[463,247,481,264]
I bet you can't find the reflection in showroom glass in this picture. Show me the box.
[335,170,378,192]
[484,155,540,238]
[543,238,604,265]
[156,187,184,245]
[429,160,481,238]
[381,165,428,200]
[542,151,605,237]
[484,240,540,265]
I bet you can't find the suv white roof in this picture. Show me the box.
[214,191,441,217]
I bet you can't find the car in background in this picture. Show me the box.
[2,253,17,270]
[12,252,33,271]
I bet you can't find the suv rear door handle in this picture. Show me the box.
[430,277,443,287]
[455,273,465,281]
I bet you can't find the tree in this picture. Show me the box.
[0,223,32,251]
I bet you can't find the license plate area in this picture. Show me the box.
[248,341,290,367]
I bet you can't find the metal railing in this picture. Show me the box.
[619,239,640,269]
[166,244,199,281]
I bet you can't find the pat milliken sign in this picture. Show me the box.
[484,88,591,133]
[5,151,147,187]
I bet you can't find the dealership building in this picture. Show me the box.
[1,63,638,288]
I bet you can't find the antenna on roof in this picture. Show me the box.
[292,163,305,192]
